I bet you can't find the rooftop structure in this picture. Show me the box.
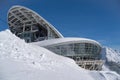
[8,6,63,43]
[8,5,104,70]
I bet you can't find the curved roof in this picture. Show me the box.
[8,5,63,38]
[31,37,101,47]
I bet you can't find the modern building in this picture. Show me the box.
[8,5,104,70]
[8,6,63,43]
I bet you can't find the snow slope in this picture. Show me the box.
[105,47,120,63]
[0,29,120,80]
[103,47,120,74]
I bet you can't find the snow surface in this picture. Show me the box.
[0,29,120,80]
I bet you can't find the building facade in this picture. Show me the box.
[8,5,104,70]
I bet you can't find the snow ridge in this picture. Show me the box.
[0,29,78,69]
[0,30,120,80]
[103,47,120,75]
[105,47,120,63]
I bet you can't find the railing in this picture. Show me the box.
[76,60,104,65]
[75,60,105,70]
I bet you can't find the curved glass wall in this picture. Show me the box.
[45,43,101,60]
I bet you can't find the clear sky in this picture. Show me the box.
[0,0,120,50]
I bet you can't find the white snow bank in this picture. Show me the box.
[0,29,120,80]
[100,71,120,80]
[0,29,79,69]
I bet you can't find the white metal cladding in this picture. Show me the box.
[8,5,63,39]
[31,37,101,47]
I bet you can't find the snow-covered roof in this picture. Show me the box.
[31,37,101,47]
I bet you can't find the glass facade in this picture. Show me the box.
[45,43,101,60]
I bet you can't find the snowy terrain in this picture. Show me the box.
[0,29,120,80]
[103,47,120,74]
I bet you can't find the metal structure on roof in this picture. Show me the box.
[8,6,63,43]
[8,5,104,70]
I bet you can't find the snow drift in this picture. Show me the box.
[0,29,120,80]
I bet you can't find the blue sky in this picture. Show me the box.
[0,0,120,50]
